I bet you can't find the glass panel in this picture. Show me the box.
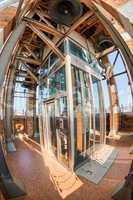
[91,76,101,143]
[82,72,91,150]
[49,42,64,67]
[72,66,92,166]
[47,103,57,156]
[40,67,66,99]
[50,53,58,67]
[102,79,111,133]
[72,66,84,166]
[114,73,133,112]
[112,54,126,75]
[48,67,66,97]
[14,96,26,116]
[58,42,65,53]
[56,97,69,166]
[100,50,126,75]
[107,50,118,65]
[69,40,102,73]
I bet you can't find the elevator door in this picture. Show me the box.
[46,102,57,156]
[72,66,105,168]
[72,67,92,167]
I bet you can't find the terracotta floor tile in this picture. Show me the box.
[5,138,133,200]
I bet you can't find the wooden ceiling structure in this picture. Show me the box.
[0,0,133,94]
[1,0,113,90]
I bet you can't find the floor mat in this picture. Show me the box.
[76,144,118,184]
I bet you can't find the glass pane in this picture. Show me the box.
[113,54,126,75]
[102,50,126,74]
[55,67,66,93]
[72,66,92,166]
[102,80,110,113]
[49,74,56,96]
[14,96,26,116]
[72,66,84,165]
[102,79,111,133]
[92,77,100,132]
[47,103,57,156]
[48,67,66,97]
[69,40,102,73]
[107,50,118,65]
[50,53,58,66]
[114,73,133,112]
[56,97,69,166]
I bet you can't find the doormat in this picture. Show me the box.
[76,144,118,184]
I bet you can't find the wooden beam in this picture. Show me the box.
[24,17,63,37]
[27,23,65,61]
[20,41,42,49]
[96,46,116,59]
[16,56,41,66]
[23,44,39,60]
[36,10,55,28]
[22,62,39,83]
[66,11,94,35]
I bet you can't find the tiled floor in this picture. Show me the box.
[5,137,133,200]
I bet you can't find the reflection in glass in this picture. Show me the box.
[56,97,69,166]
[115,73,133,112]
[92,76,100,132]
[47,102,57,156]
[69,40,101,73]
[102,79,110,133]
[72,66,92,166]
